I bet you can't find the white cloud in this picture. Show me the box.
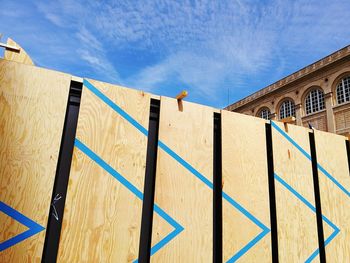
[27,0,350,106]
[77,48,121,83]
[76,28,103,51]
[74,26,121,81]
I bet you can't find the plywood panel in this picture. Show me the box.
[151,97,214,262]
[314,130,350,262]
[57,79,172,262]
[222,111,271,262]
[4,38,34,65]
[0,59,70,261]
[0,212,28,243]
[271,122,321,262]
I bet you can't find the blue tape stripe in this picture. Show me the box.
[134,205,184,262]
[304,227,340,263]
[272,121,345,261]
[274,173,339,262]
[0,201,44,251]
[75,138,143,200]
[305,248,320,263]
[317,164,350,198]
[83,79,148,136]
[74,139,183,262]
[271,121,350,198]
[159,141,270,262]
[153,204,183,231]
[83,79,270,261]
[226,227,270,263]
[150,204,184,256]
[324,226,340,246]
[271,121,311,161]
[274,174,316,213]
[306,225,341,263]
[0,229,37,252]
[160,139,270,232]
[222,192,269,232]
[158,141,213,189]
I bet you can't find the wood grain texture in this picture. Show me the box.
[151,96,214,262]
[314,130,350,262]
[57,79,155,262]
[0,212,28,243]
[222,111,271,262]
[4,38,34,65]
[0,59,70,261]
[272,122,320,262]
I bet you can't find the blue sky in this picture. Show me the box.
[1,0,350,108]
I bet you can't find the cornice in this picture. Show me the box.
[225,45,350,111]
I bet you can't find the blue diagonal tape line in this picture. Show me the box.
[274,173,340,263]
[271,121,350,197]
[0,201,45,251]
[83,79,148,137]
[222,192,270,263]
[158,140,270,262]
[83,79,270,261]
[271,120,343,261]
[74,138,184,263]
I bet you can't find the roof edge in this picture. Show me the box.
[225,44,350,111]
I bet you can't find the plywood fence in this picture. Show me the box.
[1,58,350,262]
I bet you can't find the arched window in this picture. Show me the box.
[279,99,295,119]
[305,88,325,114]
[336,76,350,104]
[257,108,271,120]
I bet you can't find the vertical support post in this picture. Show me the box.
[265,123,279,263]
[346,139,350,174]
[42,80,83,262]
[295,103,302,126]
[138,99,161,263]
[309,132,326,263]
[213,112,222,263]
[324,92,335,133]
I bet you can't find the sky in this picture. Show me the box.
[1,0,350,108]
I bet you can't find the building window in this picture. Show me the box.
[336,76,350,104]
[305,88,325,114]
[257,108,271,120]
[279,99,295,119]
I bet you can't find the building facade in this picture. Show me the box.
[225,45,350,135]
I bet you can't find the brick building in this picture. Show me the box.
[225,45,350,135]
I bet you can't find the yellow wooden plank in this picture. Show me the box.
[0,59,70,261]
[271,122,320,262]
[4,38,34,65]
[58,149,142,262]
[0,212,28,243]
[222,111,271,262]
[57,79,155,262]
[151,96,214,262]
[314,130,350,262]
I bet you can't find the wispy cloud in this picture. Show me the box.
[2,0,350,107]
[75,27,121,82]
